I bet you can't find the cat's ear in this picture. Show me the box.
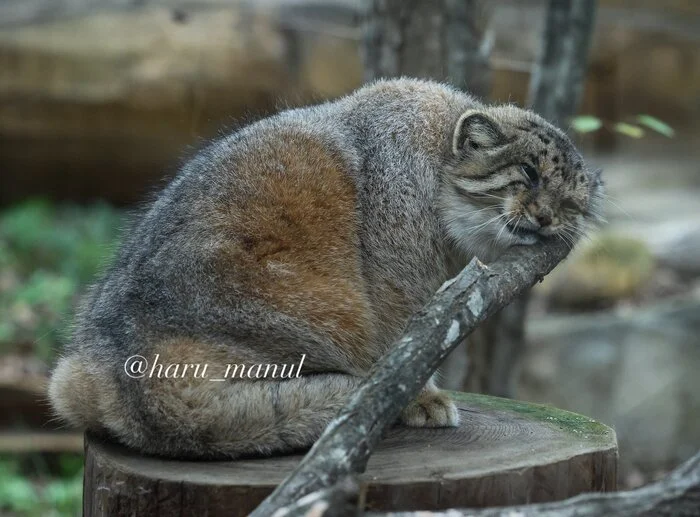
[452,111,507,156]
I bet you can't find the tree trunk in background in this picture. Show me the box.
[362,0,491,97]
[468,0,598,397]
[363,0,597,398]
[462,293,528,397]
[529,0,599,126]
[363,0,497,394]
[487,0,598,397]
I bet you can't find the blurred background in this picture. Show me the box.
[0,0,698,515]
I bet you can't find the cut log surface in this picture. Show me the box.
[83,392,617,517]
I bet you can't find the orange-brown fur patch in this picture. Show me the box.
[212,132,375,366]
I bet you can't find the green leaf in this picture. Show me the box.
[636,115,675,137]
[0,476,37,512]
[58,454,84,478]
[614,122,645,139]
[570,115,603,133]
[43,474,83,514]
[0,322,13,343]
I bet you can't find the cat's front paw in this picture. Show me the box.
[400,390,459,427]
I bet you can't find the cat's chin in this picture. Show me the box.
[441,207,543,263]
[461,228,541,263]
[501,227,540,246]
[451,235,511,264]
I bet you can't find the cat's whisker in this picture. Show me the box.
[604,197,632,219]
[558,224,581,242]
[557,223,590,249]
[513,214,523,231]
[563,221,588,240]
[495,214,517,242]
[555,224,580,250]
[464,205,501,217]
[464,212,508,234]
[562,232,577,249]
[556,233,574,251]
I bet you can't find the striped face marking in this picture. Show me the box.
[442,109,604,259]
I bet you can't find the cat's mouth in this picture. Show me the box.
[505,222,540,239]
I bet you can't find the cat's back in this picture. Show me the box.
[76,100,376,359]
[77,79,470,356]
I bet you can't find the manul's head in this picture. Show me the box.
[440,105,604,260]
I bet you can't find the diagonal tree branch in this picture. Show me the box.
[250,239,571,517]
[270,478,360,517]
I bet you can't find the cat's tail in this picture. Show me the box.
[48,352,362,459]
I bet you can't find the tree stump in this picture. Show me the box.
[83,392,617,516]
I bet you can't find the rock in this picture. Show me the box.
[652,224,700,278]
[540,233,655,310]
[606,217,700,280]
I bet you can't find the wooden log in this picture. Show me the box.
[368,450,700,517]
[83,393,617,516]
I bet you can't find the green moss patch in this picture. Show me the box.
[449,391,614,443]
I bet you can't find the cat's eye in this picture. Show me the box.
[561,199,579,212]
[520,163,539,186]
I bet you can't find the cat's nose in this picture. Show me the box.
[536,214,552,227]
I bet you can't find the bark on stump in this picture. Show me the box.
[83,392,618,516]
